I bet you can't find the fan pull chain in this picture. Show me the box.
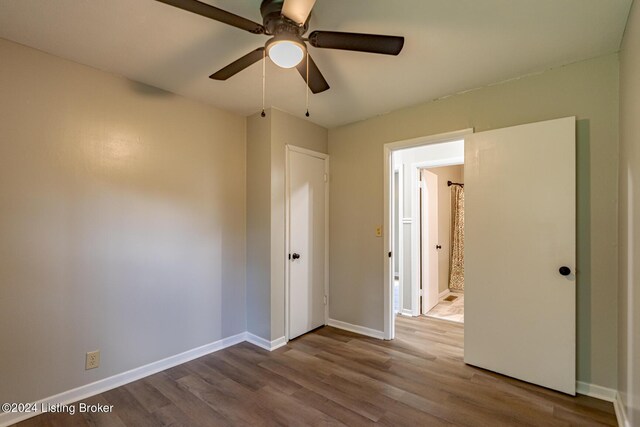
[305,50,310,117]
[261,49,266,118]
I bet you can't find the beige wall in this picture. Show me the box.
[246,108,328,341]
[329,54,619,388]
[618,0,640,423]
[246,113,272,340]
[426,165,464,294]
[0,39,247,404]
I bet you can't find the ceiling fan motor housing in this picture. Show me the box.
[260,0,309,36]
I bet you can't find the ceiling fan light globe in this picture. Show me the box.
[268,40,305,68]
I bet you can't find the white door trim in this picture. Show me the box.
[383,129,473,340]
[285,144,330,342]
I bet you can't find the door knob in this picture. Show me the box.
[436,245,442,249]
[291,253,301,260]
[559,266,571,276]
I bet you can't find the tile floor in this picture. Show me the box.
[425,291,464,323]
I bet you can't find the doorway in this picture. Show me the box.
[420,166,465,324]
[389,138,466,331]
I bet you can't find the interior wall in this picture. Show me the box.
[425,165,464,294]
[393,171,400,279]
[246,108,328,342]
[0,39,247,404]
[402,157,412,312]
[618,0,640,423]
[329,54,619,389]
[246,113,272,341]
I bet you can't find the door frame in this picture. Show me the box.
[383,129,472,340]
[285,144,330,342]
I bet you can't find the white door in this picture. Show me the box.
[287,147,328,340]
[464,117,576,395]
[421,169,439,314]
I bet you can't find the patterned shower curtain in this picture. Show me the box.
[449,185,465,291]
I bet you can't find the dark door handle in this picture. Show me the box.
[559,266,571,276]
[436,245,442,250]
[291,253,301,260]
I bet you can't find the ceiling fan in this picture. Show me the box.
[155,0,405,94]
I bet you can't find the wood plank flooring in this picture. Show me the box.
[13,316,616,426]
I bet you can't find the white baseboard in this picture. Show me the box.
[613,391,630,427]
[400,309,414,317]
[576,382,631,427]
[327,318,385,339]
[245,333,287,351]
[439,289,451,299]
[270,336,287,350]
[576,381,617,402]
[0,332,246,427]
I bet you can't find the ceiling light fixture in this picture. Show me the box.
[266,35,305,69]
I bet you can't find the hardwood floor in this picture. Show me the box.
[14,316,616,426]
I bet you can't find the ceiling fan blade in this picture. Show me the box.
[295,53,330,94]
[210,47,265,80]
[282,0,316,25]
[309,31,404,55]
[155,0,265,34]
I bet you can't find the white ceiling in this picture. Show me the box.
[0,0,633,128]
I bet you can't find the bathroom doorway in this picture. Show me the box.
[419,166,464,323]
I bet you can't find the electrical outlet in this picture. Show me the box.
[375,226,382,237]
[85,350,100,370]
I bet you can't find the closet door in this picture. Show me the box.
[287,146,328,340]
[464,117,576,395]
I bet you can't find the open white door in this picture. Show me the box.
[287,146,328,340]
[421,169,439,314]
[464,117,576,395]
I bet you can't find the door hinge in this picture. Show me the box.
[324,173,328,183]
[324,295,328,305]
